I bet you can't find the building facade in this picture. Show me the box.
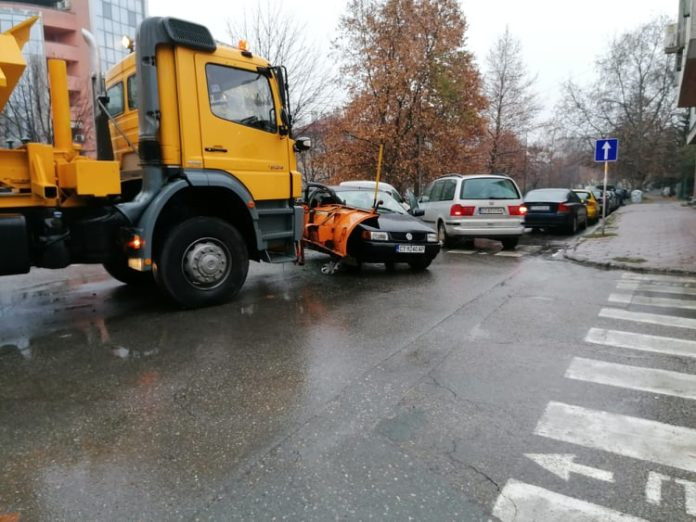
[0,0,147,152]
[667,0,696,200]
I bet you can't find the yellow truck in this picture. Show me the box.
[0,16,309,308]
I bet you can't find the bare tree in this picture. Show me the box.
[558,17,679,188]
[0,55,52,144]
[226,1,335,127]
[483,26,539,174]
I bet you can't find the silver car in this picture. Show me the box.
[419,174,526,249]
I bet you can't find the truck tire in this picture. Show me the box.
[103,256,154,286]
[156,217,249,308]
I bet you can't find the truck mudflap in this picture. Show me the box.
[0,214,30,275]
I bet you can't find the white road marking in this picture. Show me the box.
[609,293,633,304]
[535,402,696,473]
[599,308,696,330]
[492,479,647,522]
[446,250,476,254]
[566,357,696,400]
[621,273,696,285]
[585,328,696,359]
[494,251,523,258]
[525,453,614,482]
[675,478,696,516]
[645,471,670,506]
[617,281,696,296]
[609,293,696,311]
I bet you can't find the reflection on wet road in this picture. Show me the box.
[0,248,625,520]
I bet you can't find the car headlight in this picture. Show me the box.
[362,230,390,241]
[427,233,438,243]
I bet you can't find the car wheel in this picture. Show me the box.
[156,217,249,308]
[501,237,519,250]
[408,258,432,271]
[581,214,588,230]
[103,255,155,286]
[438,221,452,248]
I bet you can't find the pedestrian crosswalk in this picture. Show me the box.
[492,271,696,521]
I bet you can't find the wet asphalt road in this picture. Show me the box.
[2,231,696,521]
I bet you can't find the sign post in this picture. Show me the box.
[594,138,619,235]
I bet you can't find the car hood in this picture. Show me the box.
[364,212,435,233]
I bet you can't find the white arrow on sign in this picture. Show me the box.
[602,141,612,160]
[525,453,615,483]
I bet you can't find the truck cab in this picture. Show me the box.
[100,17,308,306]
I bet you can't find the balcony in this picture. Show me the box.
[66,74,84,93]
[45,41,80,63]
[678,39,696,107]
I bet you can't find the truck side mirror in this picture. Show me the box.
[294,137,311,152]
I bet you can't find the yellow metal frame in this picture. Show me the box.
[0,19,121,210]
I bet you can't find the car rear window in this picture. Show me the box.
[460,178,520,200]
[524,189,569,202]
[574,191,590,202]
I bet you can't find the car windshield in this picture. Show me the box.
[337,190,406,214]
[460,178,520,200]
[524,189,569,203]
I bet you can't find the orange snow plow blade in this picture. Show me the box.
[303,203,376,258]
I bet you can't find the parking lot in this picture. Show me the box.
[2,227,696,521]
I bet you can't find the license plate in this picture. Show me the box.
[479,207,504,214]
[530,205,550,211]
[396,244,425,254]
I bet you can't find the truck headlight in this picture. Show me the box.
[427,233,438,242]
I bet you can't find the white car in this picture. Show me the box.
[339,180,409,210]
[419,174,526,249]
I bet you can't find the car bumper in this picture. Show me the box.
[445,220,524,238]
[351,241,441,263]
[524,214,573,228]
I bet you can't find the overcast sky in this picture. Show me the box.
[149,0,674,119]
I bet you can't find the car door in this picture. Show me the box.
[420,181,437,224]
[195,55,292,201]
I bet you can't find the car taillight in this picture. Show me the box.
[508,205,527,216]
[557,203,571,213]
[450,204,475,217]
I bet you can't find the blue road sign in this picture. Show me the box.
[594,138,619,162]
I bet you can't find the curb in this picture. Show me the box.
[563,250,696,278]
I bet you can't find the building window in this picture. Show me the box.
[103,3,112,20]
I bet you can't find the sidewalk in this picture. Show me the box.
[564,200,696,276]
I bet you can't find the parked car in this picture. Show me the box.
[339,180,409,210]
[418,174,526,249]
[593,185,620,212]
[523,188,588,234]
[590,188,614,216]
[303,184,440,271]
[572,189,600,224]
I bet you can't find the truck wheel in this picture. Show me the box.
[156,217,249,308]
[103,256,154,286]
